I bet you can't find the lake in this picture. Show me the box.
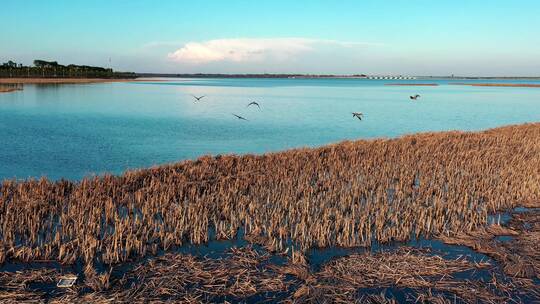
[1,78,539,180]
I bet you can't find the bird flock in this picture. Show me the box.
[191,92,421,123]
[191,94,260,122]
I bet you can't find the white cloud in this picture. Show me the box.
[167,38,376,64]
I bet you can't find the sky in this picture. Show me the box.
[1,0,539,76]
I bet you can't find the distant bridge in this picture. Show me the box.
[367,76,417,80]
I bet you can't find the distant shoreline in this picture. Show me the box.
[0,78,148,84]
[136,73,540,80]
[135,73,368,79]
[385,83,439,86]
[3,75,540,82]
[2,78,540,87]
[452,83,540,88]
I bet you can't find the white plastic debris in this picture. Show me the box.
[56,275,78,288]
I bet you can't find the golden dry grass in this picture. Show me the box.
[1,246,536,303]
[285,248,504,303]
[440,209,540,282]
[0,122,539,267]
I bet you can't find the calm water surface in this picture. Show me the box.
[1,78,539,180]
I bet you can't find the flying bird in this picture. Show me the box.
[191,95,206,102]
[410,94,421,100]
[232,113,249,121]
[247,101,260,108]
[352,112,363,120]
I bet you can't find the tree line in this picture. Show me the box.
[0,59,136,79]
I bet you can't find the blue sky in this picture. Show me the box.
[1,0,539,75]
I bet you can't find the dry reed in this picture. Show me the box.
[440,209,540,284]
[1,122,539,267]
[0,246,537,303]
[279,247,506,303]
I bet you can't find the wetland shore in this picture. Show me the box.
[1,122,539,302]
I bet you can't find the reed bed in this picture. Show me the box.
[440,208,540,284]
[1,122,540,267]
[1,246,535,303]
[0,268,63,303]
[281,247,509,303]
[505,210,540,279]
[109,246,290,302]
[0,246,291,303]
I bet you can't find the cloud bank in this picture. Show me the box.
[168,38,371,64]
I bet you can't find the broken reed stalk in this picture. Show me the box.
[439,209,540,281]
[0,246,536,302]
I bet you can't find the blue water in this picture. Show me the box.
[1,78,540,180]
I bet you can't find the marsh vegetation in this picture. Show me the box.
[0,123,539,302]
